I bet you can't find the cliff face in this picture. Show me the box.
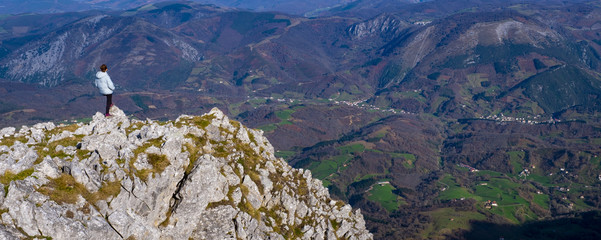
[0,107,372,240]
[347,14,410,40]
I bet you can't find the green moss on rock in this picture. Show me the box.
[0,135,28,147]
[0,168,35,186]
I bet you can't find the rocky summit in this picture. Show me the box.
[0,106,372,240]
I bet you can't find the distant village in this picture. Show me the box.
[254,96,414,115]
[255,95,565,125]
[479,113,560,125]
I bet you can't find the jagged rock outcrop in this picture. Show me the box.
[347,14,410,40]
[1,15,202,87]
[0,106,372,239]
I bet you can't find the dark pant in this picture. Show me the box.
[104,94,112,115]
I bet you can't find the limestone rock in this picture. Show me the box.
[0,127,15,138]
[0,106,372,239]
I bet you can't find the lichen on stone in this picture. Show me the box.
[0,106,372,240]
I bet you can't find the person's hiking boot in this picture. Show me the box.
[105,113,112,117]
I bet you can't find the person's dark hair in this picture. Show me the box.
[100,64,108,72]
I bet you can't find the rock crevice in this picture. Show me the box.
[0,106,372,240]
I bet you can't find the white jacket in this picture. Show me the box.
[94,71,115,95]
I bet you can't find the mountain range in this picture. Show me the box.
[0,0,364,15]
[1,0,601,239]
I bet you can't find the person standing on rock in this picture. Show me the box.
[94,64,115,117]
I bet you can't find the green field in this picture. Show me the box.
[307,143,371,187]
[390,91,427,103]
[508,151,525,173]
[533,194,550,209]
[256,107,299,132]
[338,143,366,155]
[527,173,552,185]
[389,153,416,169]
[257,123,277,132]
[474,178,522,204]
[388,152,415,160]
[438,172,546,223]
[476,170,504,177]
[474,178,538,223]
[438,175,477,200]
[439,186,475,200]
[421,208,487,239]
[572,198,592,211]
[367,183,404,212]
[308,155,352,186]
[274,150,295,160]
[488,204,536,223]
[275,109,294,125]
[368,130,387,141]
[355,173,385,182]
